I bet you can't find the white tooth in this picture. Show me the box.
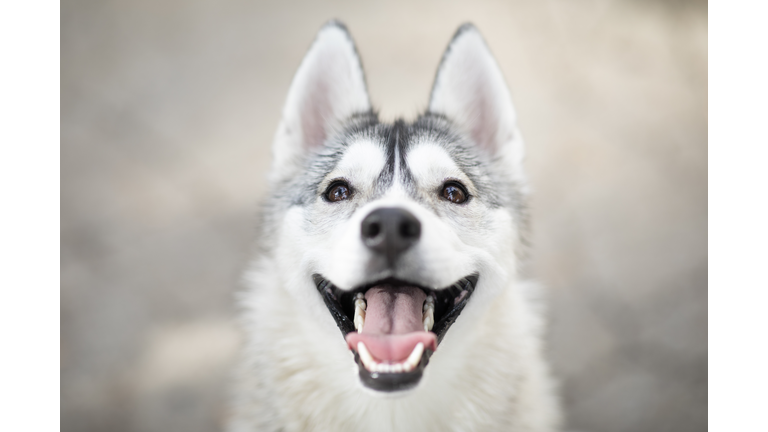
[392,363,404,373]
[405,342,425,371]
[423,295,434,310]
[422,296,435,331]
[354,307,365,332]
[355,292,366,304]
[422,309,434,332]
[406,343,424,368]
[354,293,366,332]
[357,342,376,371]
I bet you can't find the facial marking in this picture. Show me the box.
[321,138,387,194]
[406,142,473,192]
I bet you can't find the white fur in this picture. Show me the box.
[322,138,388,198]
[271,24,371,183]
[407,142,473,192]
[429,26,526,179]
[229,23,560,432]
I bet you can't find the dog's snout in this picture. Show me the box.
[361,207,421,265]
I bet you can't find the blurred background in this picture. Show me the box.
[61,0,707,431]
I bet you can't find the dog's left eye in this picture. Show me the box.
[325,181,351,202]
[441,182,469,204]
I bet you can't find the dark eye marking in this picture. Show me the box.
[440,181,469,204]
[324,180,352,203]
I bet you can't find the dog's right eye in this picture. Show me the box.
[325,181,351,202]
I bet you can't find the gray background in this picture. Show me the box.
[61,0,707,431]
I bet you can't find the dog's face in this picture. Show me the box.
[263,23,527,394]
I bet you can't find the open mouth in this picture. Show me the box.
[312,273,479,392]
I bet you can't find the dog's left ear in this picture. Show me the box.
[429,24,524,168]
[272,21,371,180]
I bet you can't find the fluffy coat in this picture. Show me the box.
[228,21,561,432]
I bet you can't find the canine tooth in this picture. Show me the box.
[357,342,376,371]
[423,296,435,331]
[423,295,434,310]
[404,342,424,371]
[423,310,434,332]
[354,293,366,332]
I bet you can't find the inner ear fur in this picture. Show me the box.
[271,21,371,180]
[428,24,524,166]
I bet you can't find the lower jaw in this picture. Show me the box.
[354,349,432,393]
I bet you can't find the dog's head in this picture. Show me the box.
[261,21,528,394]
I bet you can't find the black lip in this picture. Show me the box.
[312,273,479,392]
[353,349,432,392]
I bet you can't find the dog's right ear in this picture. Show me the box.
[271,21,371,180]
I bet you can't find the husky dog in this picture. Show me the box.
[229,21,560,432]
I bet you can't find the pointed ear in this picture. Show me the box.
[272,22,371,178]
[429,24,524,167]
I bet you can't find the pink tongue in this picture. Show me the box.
[345,286,437,362]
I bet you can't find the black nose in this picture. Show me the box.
[361,207,421,265]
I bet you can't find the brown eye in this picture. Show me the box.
[441,182,468,204]
[325,181,351,202]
